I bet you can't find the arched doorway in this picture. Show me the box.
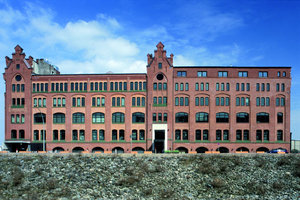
[132,147,145,153]
[92,147,104,153]
[196,147,208,153]
[256,147,269,152]
[112,147,124,153]
[236,147,249,152]
[72,147,84,153]
[53,147,64,152]
[218,147,229,153]
[176,147,188,153]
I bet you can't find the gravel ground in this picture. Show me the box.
[0,153,299,200]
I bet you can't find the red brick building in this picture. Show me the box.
[3,43,291,153]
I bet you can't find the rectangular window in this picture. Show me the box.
[259,71,268,77]
[175,83,178,91]
[216,83,219,91]
[158,113,162,121]
[236,83,239,91]
[97,97,100,106]
[101,97,105,106]
[180,83,184,91]
[200,83,204,91]
[163,113,168,122]
[110,82,114,91]
[45,83,48,92]
[195,97,199,106]
[266,83,270,91]
[119,82,122,91]
[153,113,156,122]
[175,97,179,106]
[135,82,138,90]
[281,83,285,92]
[205,97,209,106]
[104,82,107,91]
[221,83,224,91]
[143,81,146,90]
[195,83,199,91]
[153,83,157,90]
[218,71,228,77]
[238,71,248,77]
[206,83,209,91]
[53,98,57,107]
[256,83,260,91]
[153,97,157,104]
[241,83,245,91]
[216,97,219,106]
[158,63,162,69]
[261,83,265,91]
[158,83,162,90]
[163,83,167,90]
[21,84,25,92]
[180,97,184,106]
[197,71,207,77]
[185,83,189,91]
[58,98,61,107]
[177,71,187,77]
[158,97,162,104]
[79,83,83,91]
[226,83,230,91]
[137,97,140,106]
[139,82,142,90]
[124,82,127,91]
[185,97,189,106]
[247,83,250,91]
[43,98,46,107]
[163,97,167,104]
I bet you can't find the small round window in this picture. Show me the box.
[15,75,22,82]
[156,73,164,80]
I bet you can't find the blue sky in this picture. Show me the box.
[0,0,299,145]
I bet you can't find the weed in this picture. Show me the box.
[211,178,224,188]
[272,181,283,190]
[116,175,140,186]
[46,178,57,190]
[293,159,300,177]
[11,167,24,186]
[160,188,173,199]
[143,188,152,196]
[276,156,290,166]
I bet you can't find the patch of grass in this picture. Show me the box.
[276,156,290,166]
[159,188,174,199]
[116,175,140,186]
[293,159,300,177]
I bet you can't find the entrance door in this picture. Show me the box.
[154,130,165,153]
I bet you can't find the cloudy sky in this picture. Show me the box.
[0,0,299,144]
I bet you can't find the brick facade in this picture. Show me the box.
[3,43,291,153]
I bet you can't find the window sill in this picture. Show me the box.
[92,122,105,124]
[153,104,167,107]
[53,123,65,124]
[72,122,85,124]
[112,122,125,124]
[11,106,24,108]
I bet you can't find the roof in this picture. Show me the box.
[174,66,291,69]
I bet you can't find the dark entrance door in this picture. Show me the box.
[154,130,165,153]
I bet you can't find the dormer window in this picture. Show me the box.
[218,71,228,77]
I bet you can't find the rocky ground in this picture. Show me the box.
[0,153,299,200]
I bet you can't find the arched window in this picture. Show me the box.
[72,112,85,123]
[34,113,46,123]
[236,130,242,140]
[92,112,105,123]
[175,112,188,123]
[263,130,269,141]
[139,130,145,140]
[182,130,188,140]
[256,112,269,123]
[132,112,145,123]
[216,130,222,140]
[34,130,39,140]
[203,130,209,140]
[236,112,249,123]
[277,112,283,123]
[112,112,125,123]
[60,130,65,140]
[216,112,229,123]
[92,130,97,141]
[53,113,65,124]
[195,130,201,140]
[195,112,209,123]
[79,130,85,141]
[223,130,229,140]
[72,130,78,140]
[99,129,105,140]
[132,130,138,140]
[112,129,118,140]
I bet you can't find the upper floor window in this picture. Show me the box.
[175,112,188,123]
[92,112,105,123]
[72,97,85,107]
[53,113,65,124]
[277,112,283,123]
[196,112,209,123]
[177,71,187,77]
[112,97,125,107]
[112,112,125,123]
[72,112,85,123]
[197,71,207,77]
[282,72,286,77]
[216,112,229,123]
[277,71,281,77]
[236,112,249,123]
[218,71,228,77]
[256,112,269,123]
[34,113,46,123]
[259,71,268,77]
[132,112,145,123]
[238,71,248,77]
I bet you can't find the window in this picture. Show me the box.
[180,83,184,91]
[182,130,188,140]
[247,83,250,91]
[196,112,209,123]
[175,130,181,140]
[282,72,286,77]
[203,130,209,140]
[266,83,270,91]
[162,82,167,90]
[256,130,262,141]
[11,130,17,139]
[33,130,39,140]
[197,71,207,77]
[216,130,222,140]
[177,71,187,77]
[175,83,178,91]
[277,71,281,77]
[53,130,59,140]
[99,130,105,140]
[261,83,265,91]
[226,83,230,91]
[175,112,188,123]
[259,71,268,77]
[223,130,229,140]
[11,115,15,123]
[185,83,189,91]
[277,130,283,141]
[281,97,285,106]
[163,113,168,122]
[158,83,162,90]
[34,113,46,123]
[158,63,162,69]
[238,71,248,77]
[72,112,85,123]
[196,130,201,140]
[92,112,105,123]
[236,83,239,91]
[218,71,228,77]
[132,112,145,123]
[236,130,242,140]
[53,113,65,124]
[263,130,269,141]
[60,130,65,140]
[216,83,219,91]
[112,112,125,123]
[132,130,137,140]
[256,112,269,123]
[92,130,98,141]
[236,112,249,123]
[200,83,204,91]
[216,112,229,123]
[276,83,280,92]
[175,97,179,106]
[277,112,283,123]
[112,130,117,140]
[206,83,209,91]
[281,83,285,92]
